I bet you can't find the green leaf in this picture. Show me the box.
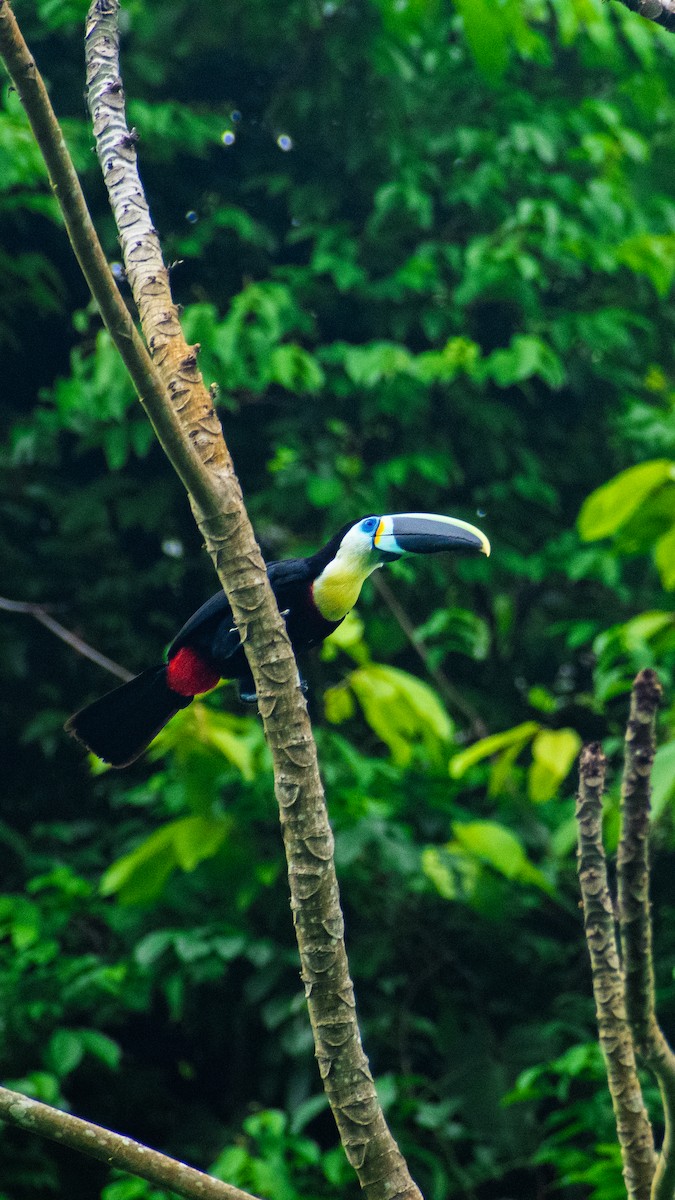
[269,344,325,394]
[306,475,343,508]
[322,609,368,663]
[452,820,525,877]
[453,0,510,79]
[79,1030,122,1071]
[342,341,416,387]
[201,724,256,781]
[655,523,675,590]
[449,722,540,778]
[100,816,230,904]
[528,686,558,714]
[153,705,261,780]
[171,815,229,872]
[133,930,174,968]
[45,1029,83,1077]
[650,740,675,820]
[421,845,478,900]
[450,821,551,891]
[488,738,528,798]
[347,664,453,764]
[578,460,675,541]
[485,335,565,389]
[324,683,356,724]
[528,728,582,802]
[100,825,180,904]
[101,425,129,471]
[615,234,675,298]
[622,611,675,643]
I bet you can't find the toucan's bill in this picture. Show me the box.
[374,512,491,558]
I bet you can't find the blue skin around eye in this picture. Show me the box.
[362,518,378,533]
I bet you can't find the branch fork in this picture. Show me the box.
[577,670,675,1200]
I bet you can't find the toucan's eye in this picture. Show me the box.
[361,516,379,534]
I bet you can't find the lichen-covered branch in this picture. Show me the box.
[577,743,656,1200]
[0,1085,260,1200]
[0,1,421,1195]
[618,670,675,1200]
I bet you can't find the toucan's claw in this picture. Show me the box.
[238,677,308,704]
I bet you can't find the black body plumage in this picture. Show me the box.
[65,544,346,767]
[65,512,490,767]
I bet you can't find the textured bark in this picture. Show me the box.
[618,670,675,1200]
[0,1,422,1194]
[0,1084,259,1200]
[577,743,656,1200]
[83,9,422,1196]
[619,670,663,1050]
[0,0,418,1193]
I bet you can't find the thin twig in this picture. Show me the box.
[371,572,487,736]
[0,1085,260,1200]
[0,596,133,681]
[576,742,656,1200]
[618,670,675,1200]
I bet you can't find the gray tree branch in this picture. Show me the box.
[617,670,675,1200]
[576,742,656,1200]
[0,0,423,1195]
[83,4,421,1194]
[0,1085,261,1200]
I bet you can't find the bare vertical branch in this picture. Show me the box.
[618,669,675,1200]
[0,2,423,1195]
[82,5,422,1195]
[619,670,663,1046]
[577,742,656,1200]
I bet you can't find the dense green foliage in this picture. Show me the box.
[3,0,675,1196]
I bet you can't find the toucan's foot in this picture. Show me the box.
[237,677,308,704]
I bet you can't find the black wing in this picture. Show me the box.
[168,590,235,656]
[167,556,313,661]
[266,556,313,603]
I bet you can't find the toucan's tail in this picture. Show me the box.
[65,666,192,767]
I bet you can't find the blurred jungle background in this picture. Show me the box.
[2,0,675,1196]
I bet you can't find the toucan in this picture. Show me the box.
[65,512,490,767]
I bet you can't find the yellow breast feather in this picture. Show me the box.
[312,561,373,622]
